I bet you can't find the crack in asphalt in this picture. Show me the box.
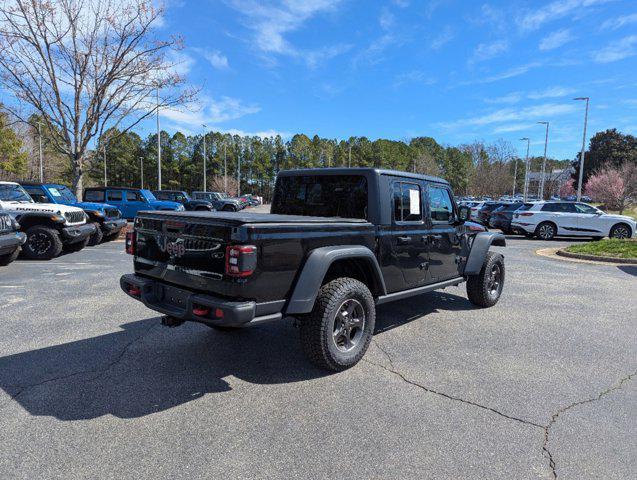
[541,370,636,480]
[0,323,158,412]
[367,338,636,480]
[365,339,544,428]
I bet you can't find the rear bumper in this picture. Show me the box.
[102,218,127,232]
[0,231,26,254]
[120,274,283,327]
[62,223,96,243]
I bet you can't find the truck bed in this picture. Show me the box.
[137,210,370,225]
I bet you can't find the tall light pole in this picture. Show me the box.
[520,137,530,202]
[512,158,518,196]
[537,121,549,199]
[139,157,144,189]
[237,149,241,197]
[574,97,590,202]
[156,86,161,190]
[223,141,228,193]
[348,143,352,167]
[36,122,43,182]
[202,124,207,192]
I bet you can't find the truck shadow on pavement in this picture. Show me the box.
[0,291,473,421]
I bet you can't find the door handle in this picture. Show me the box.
[397,236,412,244]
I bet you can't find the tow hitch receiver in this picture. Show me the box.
[161,315,185,328]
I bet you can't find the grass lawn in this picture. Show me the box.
[566,239,637,259]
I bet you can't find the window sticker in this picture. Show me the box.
[409,188,420,215]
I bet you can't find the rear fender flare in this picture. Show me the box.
[464,232,506,275]
[285,246,387,315]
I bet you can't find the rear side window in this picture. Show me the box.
[393,182,422,222]
[23,186,48,203]
[107,190,122,202]
[428,186,454,223]
[517,203,533,211]
[272,175,368,219]
[84,190,105,202]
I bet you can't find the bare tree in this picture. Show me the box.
[0,0,192,195]
[210,175,238,196]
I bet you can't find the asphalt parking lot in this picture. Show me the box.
[0,232,635,479]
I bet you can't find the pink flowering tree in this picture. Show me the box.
[559,179,575,198]
[584,166,627,213]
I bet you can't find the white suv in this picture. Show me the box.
[511,201,636,240]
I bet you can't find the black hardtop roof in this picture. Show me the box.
[85,186,144,191]
[277,167,449,185]
[19,181,69,187]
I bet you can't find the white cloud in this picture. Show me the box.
[518,0,612,31]
[459,62,541,85]
[528,86,576,99]
[393,71,436,87]
[539,29,575,51]
[165,51,196,77]
[440,103,577,129]
[379,7,395,30]
[392,0,409,7]
[601,13,637,30]
[493,123,534,133]
[430,26,454,50]
[592,35,637,63]
[226,0,343,58]
[203,50,230,70]
[471,39,509,62]
[161,95,260,128]
[305,44,352,69]
[485,93,523,104]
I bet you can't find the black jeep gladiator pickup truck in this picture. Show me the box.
[121,168,505,371]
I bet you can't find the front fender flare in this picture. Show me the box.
[463,232,506,275]
[285,246,387,315]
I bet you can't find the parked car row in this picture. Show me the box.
[0,181,266,265]
[459,199,636,240]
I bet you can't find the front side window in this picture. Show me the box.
[0,184,34,203]
[428,186,454,223]
[23,186,49,203]
[272,175,368,219]
[126,191,142,201]
[47,185,76,202]
[574,203,598,214]
[107,190,123,202]
[393,182,422,222]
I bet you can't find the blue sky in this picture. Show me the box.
[152,0,637,160]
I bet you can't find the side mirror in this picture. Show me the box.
[457,205,470,222]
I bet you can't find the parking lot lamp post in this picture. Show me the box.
[574,97,589,202]
[103,145,107,187]
[140,157,144,189]
[537,122,549,200]
[512,158,518,196]
[36,122,43,182]
[237,151,241,197]
[520,137,530,202]
[156,85,161,190]
[223,142,227,193]
[202,124,207,192]
[348,143,352,168]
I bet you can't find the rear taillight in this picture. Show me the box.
[125,231,136,255]
[225,245,257,277]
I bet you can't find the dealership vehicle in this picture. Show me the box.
[0,181,94,259]
[477,201,509,226]
[152,190,214,211]
[488,202,524,234]
[511,201,636,240]
[121,168,506,371]
[21,182,126,245]
[0,212,26,266]
[191,191,244,211]
[83,187,184,220]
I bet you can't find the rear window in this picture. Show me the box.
[272,175,368,219]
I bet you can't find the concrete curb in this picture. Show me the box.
[535,247,637,266]
[556,249,637,265]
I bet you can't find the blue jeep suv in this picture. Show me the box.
[83,187,184,220]
[21,182,127,246]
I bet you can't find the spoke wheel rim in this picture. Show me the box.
[539,224,553,239]
[487,264,502,296]
[332,299,366,353]
[29,232,52,255]
[612,226,629,239]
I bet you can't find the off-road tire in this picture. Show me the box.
[103,231,121,242]
[0,247,20,266]
[609,223,632,239]
[64,237,90,252]
[22,226,63,260]
[299,277,375,372]
[535,221,556,240]
[466,251,505,308]
[87,222,103,246]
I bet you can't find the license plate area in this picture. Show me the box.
[154,284,190,314]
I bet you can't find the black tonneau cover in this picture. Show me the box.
[137,210,369,226]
